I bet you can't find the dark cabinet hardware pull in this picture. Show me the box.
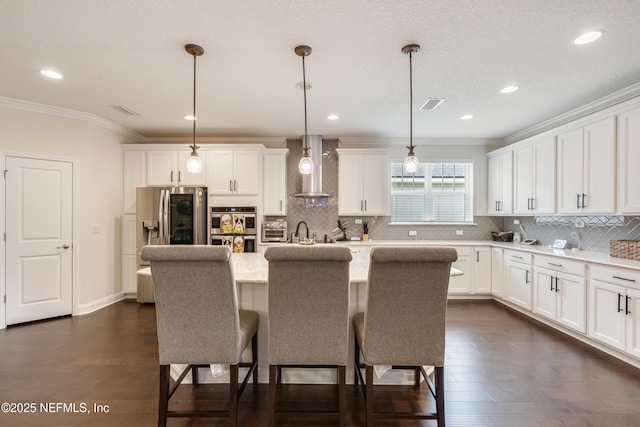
[548,262,563,267]
[512,255,524,259]
[626,295,632,315]
[476,251,480,262]
[618,293,624,313]
[171,170,174,183]
[525,270,530,284]
[550,275,554,291]
[555,276,559,292]
[576,193,580,209]
[530,198,535,210]
[178,171,181,183]
[582,193,587,208]
[613,275,636,282]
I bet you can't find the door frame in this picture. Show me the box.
[1,151,79,329]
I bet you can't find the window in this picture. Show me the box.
[391,162,474,223]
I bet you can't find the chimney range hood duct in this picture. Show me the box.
[295,135,330,197]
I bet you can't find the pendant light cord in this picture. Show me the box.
[192,52,197,150]
[302,54,308,151]
[409,49,413,151]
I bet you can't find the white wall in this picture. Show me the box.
[0,106,125,312]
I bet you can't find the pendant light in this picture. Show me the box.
[402,44,420,174]
[185,43,204,174]
[295,45,314,175]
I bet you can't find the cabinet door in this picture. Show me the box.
[626,288,640,359]
[147,151,178,186]
[618,108,640,213]
[234,151,259,194]
[122,254,138,294]
[362,155,389,215]
[513,145,533,214]
[532,136,556,214]
[499,152,513,214]
[263,153,287,215]
[556,273,586,333]
[533,267,556,321]
[123,150,145,213]
[487,156,502,215]
[557,127,584,214]
[448,248,472,294]
[583,117,616,213]
[589,280,626,351]
[206,151,234,194]
[177,151,206,186]
[506,260,532,310]
[473,247,492,294]
[338,154,364,215]
[491,247,504,298]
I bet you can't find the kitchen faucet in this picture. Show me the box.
[294,221,310,240]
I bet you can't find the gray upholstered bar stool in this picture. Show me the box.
[264,245,352,427]
[141,245,259,427]
[353,246,458,427]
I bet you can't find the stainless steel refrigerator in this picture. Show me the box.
[135,186,208,267]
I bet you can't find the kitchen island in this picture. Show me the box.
[138,246,463,384]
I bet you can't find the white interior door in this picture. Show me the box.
[5,156,73,325]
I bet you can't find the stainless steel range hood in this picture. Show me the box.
[295,135,330,197]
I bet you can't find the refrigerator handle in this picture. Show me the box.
[163,189,170,244]
[158,189,165,245]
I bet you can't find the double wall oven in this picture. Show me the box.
[210,206,257,252]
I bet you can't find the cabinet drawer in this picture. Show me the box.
[534,255,585,276]
[452,246,473,257]
[505,250,532,265]
[590,264,640,287]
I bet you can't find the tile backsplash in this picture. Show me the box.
[503,215,640,253]
[273,139,640,253]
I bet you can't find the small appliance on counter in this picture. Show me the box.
[262,220,288,242]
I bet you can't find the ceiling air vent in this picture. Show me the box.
[110,105,140,116]
[420,98,445,111]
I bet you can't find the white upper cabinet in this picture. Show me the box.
[337,149,389,216]
[206,150,259,195]
[557,117,616,214]
[617,107,640,213]
[513,136,555,215]
[263,150,288,215]
[146,150,206,186]
[487,150,513,215]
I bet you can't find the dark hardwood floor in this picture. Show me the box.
[1,299,640,426]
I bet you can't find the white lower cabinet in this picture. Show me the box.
[473,246,492,294]
[589,265,640,355]
[532,256,586,333]
[491,247,504,299]
[505,250,533,310]
[448,246,472,294]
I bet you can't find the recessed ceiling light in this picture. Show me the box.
[40,69,63,79]
[500,85,519,94]
[184,115,196,121]
[574,30,604,45]
[460,114,474,120]
[327,114,339,120]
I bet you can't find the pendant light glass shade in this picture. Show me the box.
[185,44,204,174]
[295,45,314,175]
[402,44,420,174]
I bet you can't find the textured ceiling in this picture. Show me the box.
[2,0,640,142]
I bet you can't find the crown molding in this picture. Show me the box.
[0,96,146,142]
[505,81,640,145]
[138,136,287,148]
[338,137,502,148]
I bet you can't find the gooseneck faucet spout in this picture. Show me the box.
[295,221,310,240]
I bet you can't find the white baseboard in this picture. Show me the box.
[76,292,128,316]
